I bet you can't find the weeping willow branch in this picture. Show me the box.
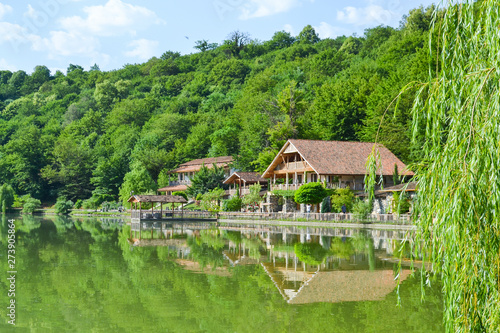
[383,1,500,332]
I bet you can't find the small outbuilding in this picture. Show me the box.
[128,195,187,220]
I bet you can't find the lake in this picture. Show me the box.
[0,215,443,332]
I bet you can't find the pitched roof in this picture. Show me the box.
[223,172,267,185]
[261,262,411,304]
[173,156,233,173]
[127,195,187,203]
[287,269,412,304]
[157,185,188,192]
[262,139,412,177]
[379,181,418,192]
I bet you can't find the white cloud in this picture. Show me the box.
[313,22,349,39]
[239,0,299,20]
[24,4,37,19]
[337,5,398,27]
[0,21,43,52]
[45,30,100,57]
[0,3,13,19]
[60,0,164,37]
[283,24,295,36]
[125,39,159,60]
[0,58,16,71]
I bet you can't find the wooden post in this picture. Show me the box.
[172,202,174,218]
[161,202,163,219]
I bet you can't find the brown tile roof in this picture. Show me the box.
[223,172,267,185]
[379,181,418,192]
[157,185,188,192]
[173,156,233,173]
[263,140,412,177]
[127,195,187,203]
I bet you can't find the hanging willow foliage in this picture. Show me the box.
[368,1,500,331]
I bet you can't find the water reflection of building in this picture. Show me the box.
[262,264,412,304]
[129,222,414,302]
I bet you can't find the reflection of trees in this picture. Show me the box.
[222,231,242,245]
[330,237,355,259]
[241,236,265,260]
[19,214,41,233]
[294,243,329,265]
[199,229,225,250]
[118,224,156,272]
[79,218,116,242]
[187,236,225,270]
[52,215,75,233]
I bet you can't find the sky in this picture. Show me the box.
[0,0,436,74]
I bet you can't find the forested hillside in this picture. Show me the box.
[0,6,434,204]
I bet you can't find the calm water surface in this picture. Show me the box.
[0,215,443,332]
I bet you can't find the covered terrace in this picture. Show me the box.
[128,195,188,220]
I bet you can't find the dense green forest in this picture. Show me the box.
[0,6,434,204]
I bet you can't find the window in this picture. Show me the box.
[297,175,302,184]
[311,174,318,182]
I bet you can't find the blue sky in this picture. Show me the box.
[0,0,436,74]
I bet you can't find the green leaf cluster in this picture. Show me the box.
[186,164,227,198]
[294,182,327,205]
[330,188,355,213]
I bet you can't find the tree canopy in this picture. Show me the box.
[0,9,436,206]
[186,164,227,198]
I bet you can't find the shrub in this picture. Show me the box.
[22,197,41,214]
[0,184,15,213]
[224,196,242,212]
[330,188,354,213]
[74,199,83,209]
[173,191,188,201]
[294,182,327,205]
[352,199,372,220]
[320,196,331,213]
[200,188,225,212]
[55,197,74,215]
[391,192,411,214]
[242,184,263,211]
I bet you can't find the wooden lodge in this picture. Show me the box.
[158,156,233,195]
[262,139,412,192]
[223,172,268,198]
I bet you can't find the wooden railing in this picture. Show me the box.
[270,182,365,191]
[131,210,217,220]
[219,212,412,224]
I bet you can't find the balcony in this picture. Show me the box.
[275,161,308,171]
[169,180,191,186]
[270,182,365,192]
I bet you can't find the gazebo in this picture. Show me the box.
[128,195,187,220]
